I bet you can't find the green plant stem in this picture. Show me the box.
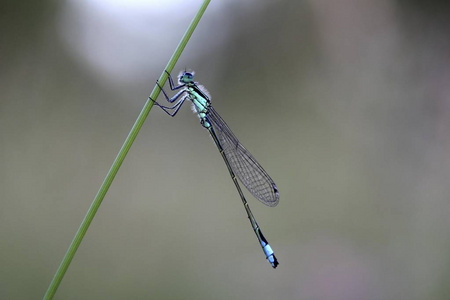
[43,1,211,299]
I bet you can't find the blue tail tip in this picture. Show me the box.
[269,255,279,268]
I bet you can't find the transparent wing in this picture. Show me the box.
[207,107,279,207]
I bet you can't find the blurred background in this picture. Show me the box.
[1,0,450,299]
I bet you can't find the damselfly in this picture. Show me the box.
[151,70,279,268]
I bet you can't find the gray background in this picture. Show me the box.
[2,0,450,299]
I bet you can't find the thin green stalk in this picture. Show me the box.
[43,1,211,299]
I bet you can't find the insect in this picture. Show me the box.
[151,70,279,268]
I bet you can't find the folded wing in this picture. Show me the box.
[207,107,279,207]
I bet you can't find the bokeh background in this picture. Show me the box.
[2,0,450,299]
